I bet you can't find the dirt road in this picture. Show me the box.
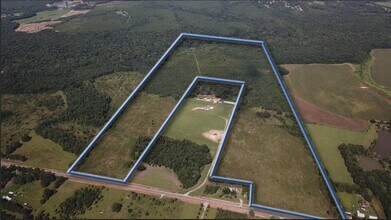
[1,161,291,219]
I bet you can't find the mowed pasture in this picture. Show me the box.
[216,108,335,218]
[371,49,391,88]
[16,9,71,24]
[283,64,391,120]
[75,94,176,179]
[163,98,235,155]
[305,123,377,184]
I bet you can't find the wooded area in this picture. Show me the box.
[133,136,212,188]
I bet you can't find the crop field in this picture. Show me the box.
[73,40,335,217]
[283,64,391,120]
[16,9,71,24]
[305,124,377,185]
[371,49,391,88]
[11,132,76,171]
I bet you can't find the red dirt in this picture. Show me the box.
[292,96,368,131]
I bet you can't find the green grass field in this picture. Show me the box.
[371,49,391,88]
[163,98,235,155]
[76,94,176,178]
[305,123,377,184]
[216,108,335,218]
[79,186,201,219]
[12,132,76,171]
[283,64,391,120]
[16,9,71,24]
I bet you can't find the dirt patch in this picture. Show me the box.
[15,21,61,33]
[374,128,391,159]
[292,96,368,131]
[61,9,90,18]
[202,130,224,143]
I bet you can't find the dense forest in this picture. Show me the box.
[133,136,212,188]
[1,0,390,155]
[339,144,391,219]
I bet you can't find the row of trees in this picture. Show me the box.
[133,136,212,188]
[339,144,391,219]
[189,81,241,102]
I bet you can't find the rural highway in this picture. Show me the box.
[1,161,293,219]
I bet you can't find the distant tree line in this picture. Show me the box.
[339,144,391,219]
[133,136,212,188]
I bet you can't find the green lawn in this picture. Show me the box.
[16,9,71,24]
[12,132,76,171]
[283,63,391,120]
[306,123,377,184]
[163,98,235,155]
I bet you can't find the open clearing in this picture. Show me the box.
[15,9,71,24]
[305,123,377,185]
[216,108,334,218]
[371,49,391,88]
[163,98,234,155]
[11,132,76,171]
[283,63,391,120]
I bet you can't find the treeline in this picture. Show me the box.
[339,144,391,219]
[36,119,90,154]
[189,81,240,102]
[215,208,248,219]
[133,136,212,188]
[57,186,103,219]
[0,199,33,219]
[35,85,110,154]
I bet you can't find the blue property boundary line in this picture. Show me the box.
[68,33,346,219]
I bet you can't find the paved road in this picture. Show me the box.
[1,161,289,219]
